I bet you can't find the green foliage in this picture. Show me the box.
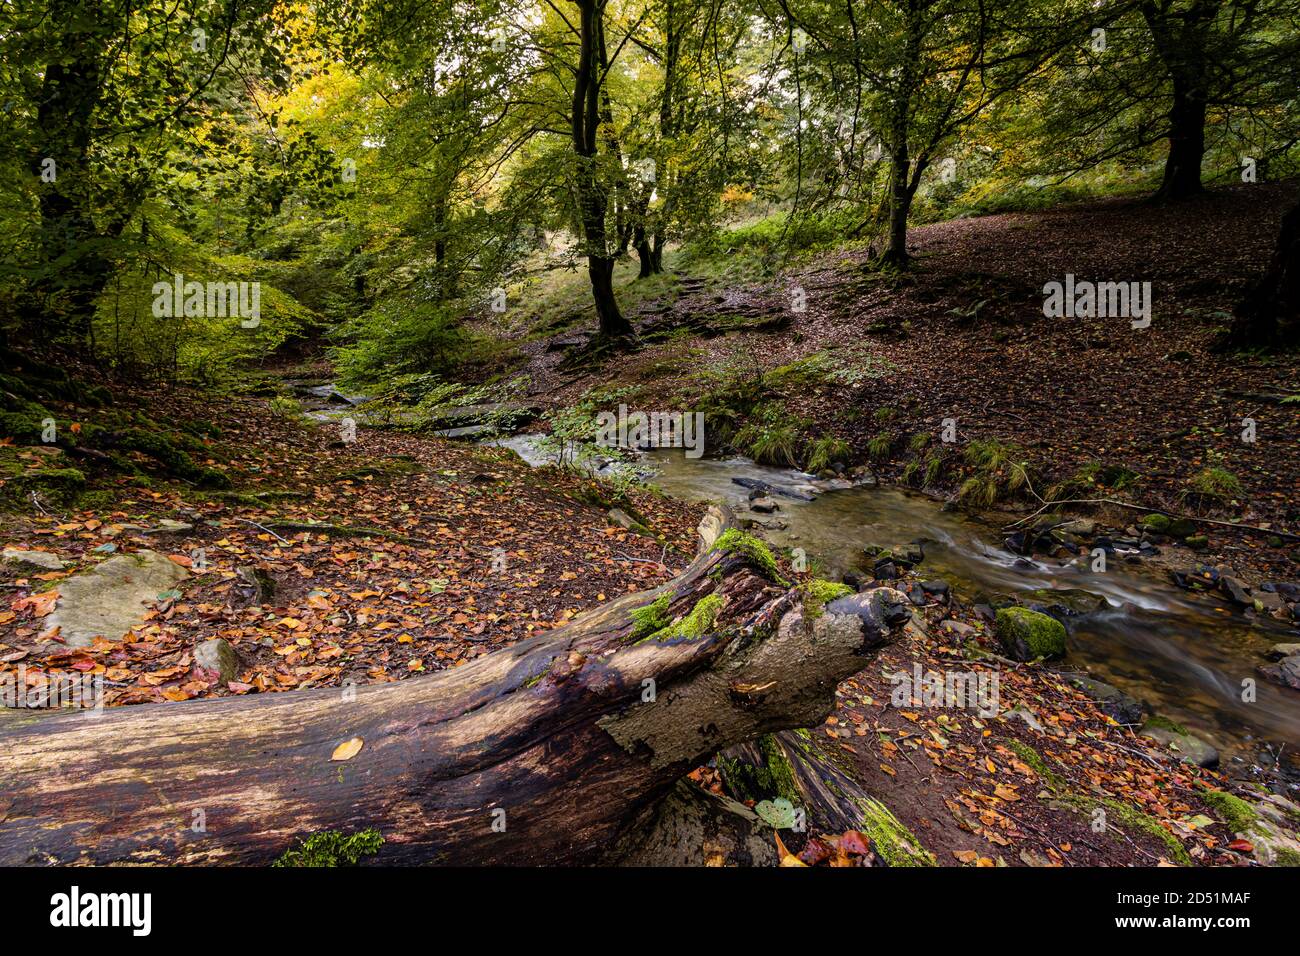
[733,405,805,467]
[806,436,850,473]
[272,829,384,867]
[957,439,1032,506]
[867,432,894,461]
[1185,459,1243,504]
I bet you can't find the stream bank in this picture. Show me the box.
[490,433,1300,788]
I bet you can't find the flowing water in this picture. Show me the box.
[490,435,1299,772]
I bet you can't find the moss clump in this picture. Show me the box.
[1203,790,1258,833]
[1142,714,1188,736]
[853,795,935,867]
[1093,797,1192,865]
[1005,738,1066,791]
[272,828,383,867]
[713,528,787,585]
[117,429,231,489]
[1275,847,1300,867]
[800,578,855,619]
[1004,738,1191,865]
[995,607,1066,660]
[629,593,673,641]
[1140,513,1171,534]
[639,593,724,643]
[717,734,802,807]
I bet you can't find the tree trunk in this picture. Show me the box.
[0,508,912,866]
[1155,79,1207,201]
[880,147,916,266]
[587,255,630,337]
[571,0,632,340]
[1225,200,1300,346]
[634,224,659,278]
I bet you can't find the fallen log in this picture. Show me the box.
[720,730,935,866]
[0,509,911,866]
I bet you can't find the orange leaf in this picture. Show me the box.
[331,737,364,761]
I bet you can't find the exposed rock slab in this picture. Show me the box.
[44,551,188,647]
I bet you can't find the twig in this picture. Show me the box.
[233,518,290,544]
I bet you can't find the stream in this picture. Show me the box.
[490,434,1299,776]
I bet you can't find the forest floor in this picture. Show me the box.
[0,380,1282,867]
[488,181,1300,583]
[4,183,1299,867]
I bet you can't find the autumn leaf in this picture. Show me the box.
[331,737,364,761]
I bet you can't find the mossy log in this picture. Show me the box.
[721,730,935,866]
[0,507,911,866]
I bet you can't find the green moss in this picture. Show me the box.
[1203,790,1258,833]
[1005,738,1066,791]
[1140,513,1171,534]
[629,593,672,641]
[852,795,935,867]
[1004,738,1190,864]
[272,828,383,867]
[1094,797,1192,865]
[995,607,1066,660]
[800,578,855,619]
[1143,714,1188,736]
[1275,847,1300,867]
[117,428,231,489]
[639,593,724,643]
[713,528,787,585]
[717,734,802,806]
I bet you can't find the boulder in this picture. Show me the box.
[145,519,194,535]
[995,607,1067,661]
[2,548,65,571]
[749,496,779,514]
[44,551,189,647]
[1063,675,1145,725]
[194,638,241,684]
[1219,576,1253,606]
[1054,518,1096,537]
[1258,655,1300,691]
[1139,723,1219,768]
[938,619,977,641]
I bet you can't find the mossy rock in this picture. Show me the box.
[1,466,86,507]
[1140,513,1171,534]
[995,607,1067,661]
[1203,790,1259,834]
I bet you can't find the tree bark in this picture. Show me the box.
[0,508,912,866]
[1225,200,1300,346]
[571,0,633,339]
[1155,79,1207,201]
